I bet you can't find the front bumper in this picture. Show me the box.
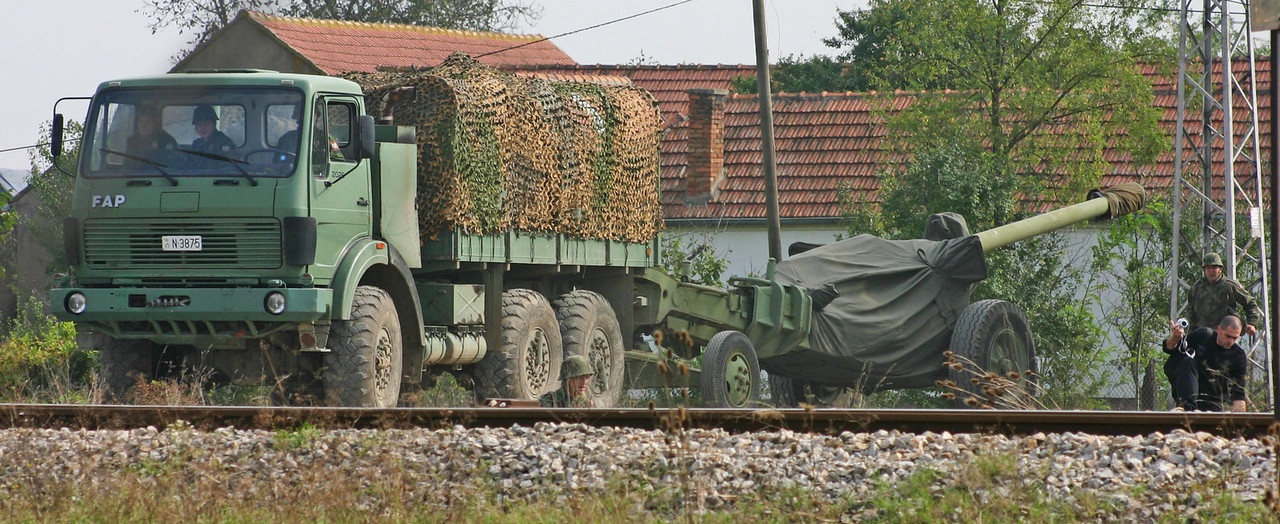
[50,286,332,344]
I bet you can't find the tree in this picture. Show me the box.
[282,0,540,32]
[23,120,81,272]
[1085,198,1174,408]
[141,0,541,60]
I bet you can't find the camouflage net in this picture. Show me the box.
[344,53,663,243]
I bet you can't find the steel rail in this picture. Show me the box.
[0,404,1273,438]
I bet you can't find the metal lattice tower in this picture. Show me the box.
[1171,0,1272,405]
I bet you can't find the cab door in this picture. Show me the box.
[309,96,371,279]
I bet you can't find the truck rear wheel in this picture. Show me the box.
[99,337,158,403]
[701,330,761,408]
[554,290,625,408]
[473,289,563,401]
[948,299,1037,408]
[324,285,403,407]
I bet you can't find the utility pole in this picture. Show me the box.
[1172,0,1272,407]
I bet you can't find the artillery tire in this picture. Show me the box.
[99,337,158,403]
[948,299,1037,408]
[324,286,403,407]
[768,373,854,408]
[554,290,625,408]
[701,330,762,408]
[472,289,563,401]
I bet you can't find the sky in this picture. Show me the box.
[0,0,857,173]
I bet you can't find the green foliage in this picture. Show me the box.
[25,119,80,273]
[730,55,865,95]
[0,293,92,402]
[877,143,1015,239]
[273,422,323,451]
[660,231,729,286]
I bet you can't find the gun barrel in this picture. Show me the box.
[975,183,1146,253]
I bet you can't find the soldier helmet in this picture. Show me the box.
[561,355,593,379]
[192,105,219,124]
[1202,252,1224,268]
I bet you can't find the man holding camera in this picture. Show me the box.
[1162,315,1248,412]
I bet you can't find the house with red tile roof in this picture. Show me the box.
[173,10,576,74]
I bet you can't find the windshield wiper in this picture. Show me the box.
[98,148,178,186]
[176,149,258,186]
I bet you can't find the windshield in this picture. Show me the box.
[82,86,305,178]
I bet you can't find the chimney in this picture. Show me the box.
[685,88,727,202]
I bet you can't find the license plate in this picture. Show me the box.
[162,235,203,252]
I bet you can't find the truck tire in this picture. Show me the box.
[767,373,854,408]
[554,290,625,408]
[324,285,403,407]
[948,299,1037,408]
[99,337,158,403]
[472,289,563,401]
[701,330,761,408]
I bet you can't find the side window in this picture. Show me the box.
[326,100,354,161]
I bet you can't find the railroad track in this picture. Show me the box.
[0,404,1274,438]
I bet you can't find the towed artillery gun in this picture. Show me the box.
[634,183,1147,407]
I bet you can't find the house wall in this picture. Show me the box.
[174,22,321,74]
[664,220,847,280]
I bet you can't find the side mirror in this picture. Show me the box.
[356,114,375,160]
[51,114,64,158]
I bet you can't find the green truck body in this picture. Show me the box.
[48,70,802,408]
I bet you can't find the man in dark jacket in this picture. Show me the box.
[188,105,236,164]
[1162,315,1248,412]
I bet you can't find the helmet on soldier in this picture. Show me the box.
[192,105,219,124]
[561,355,593,379]
[1202,252,1224,268]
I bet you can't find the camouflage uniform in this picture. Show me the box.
[1187,275,1262,330]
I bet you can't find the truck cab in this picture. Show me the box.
[48,71,413,406]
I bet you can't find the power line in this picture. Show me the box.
[475,0,698,59]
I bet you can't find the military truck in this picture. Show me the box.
[47,57,1146,409]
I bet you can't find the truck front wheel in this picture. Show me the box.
[472,289,563,401]
[99,337,159,403]
[324,285,403,407]
[554,290,625,408]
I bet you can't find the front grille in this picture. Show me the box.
[83,218,282,269]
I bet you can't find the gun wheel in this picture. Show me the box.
[768,373,854,408]
[948,299,1037,408]
[701,330,761,408]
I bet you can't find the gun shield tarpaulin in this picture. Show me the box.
[770,234,987,391]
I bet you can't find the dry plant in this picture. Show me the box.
[937,350,1051,410]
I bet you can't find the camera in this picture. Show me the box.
[1176,318,1189,329]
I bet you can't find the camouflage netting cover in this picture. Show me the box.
[343,53,663,243]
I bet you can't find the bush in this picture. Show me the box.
[0,294,93,402]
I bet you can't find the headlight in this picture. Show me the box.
[264,292,286,315]
[65,292,87,315]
